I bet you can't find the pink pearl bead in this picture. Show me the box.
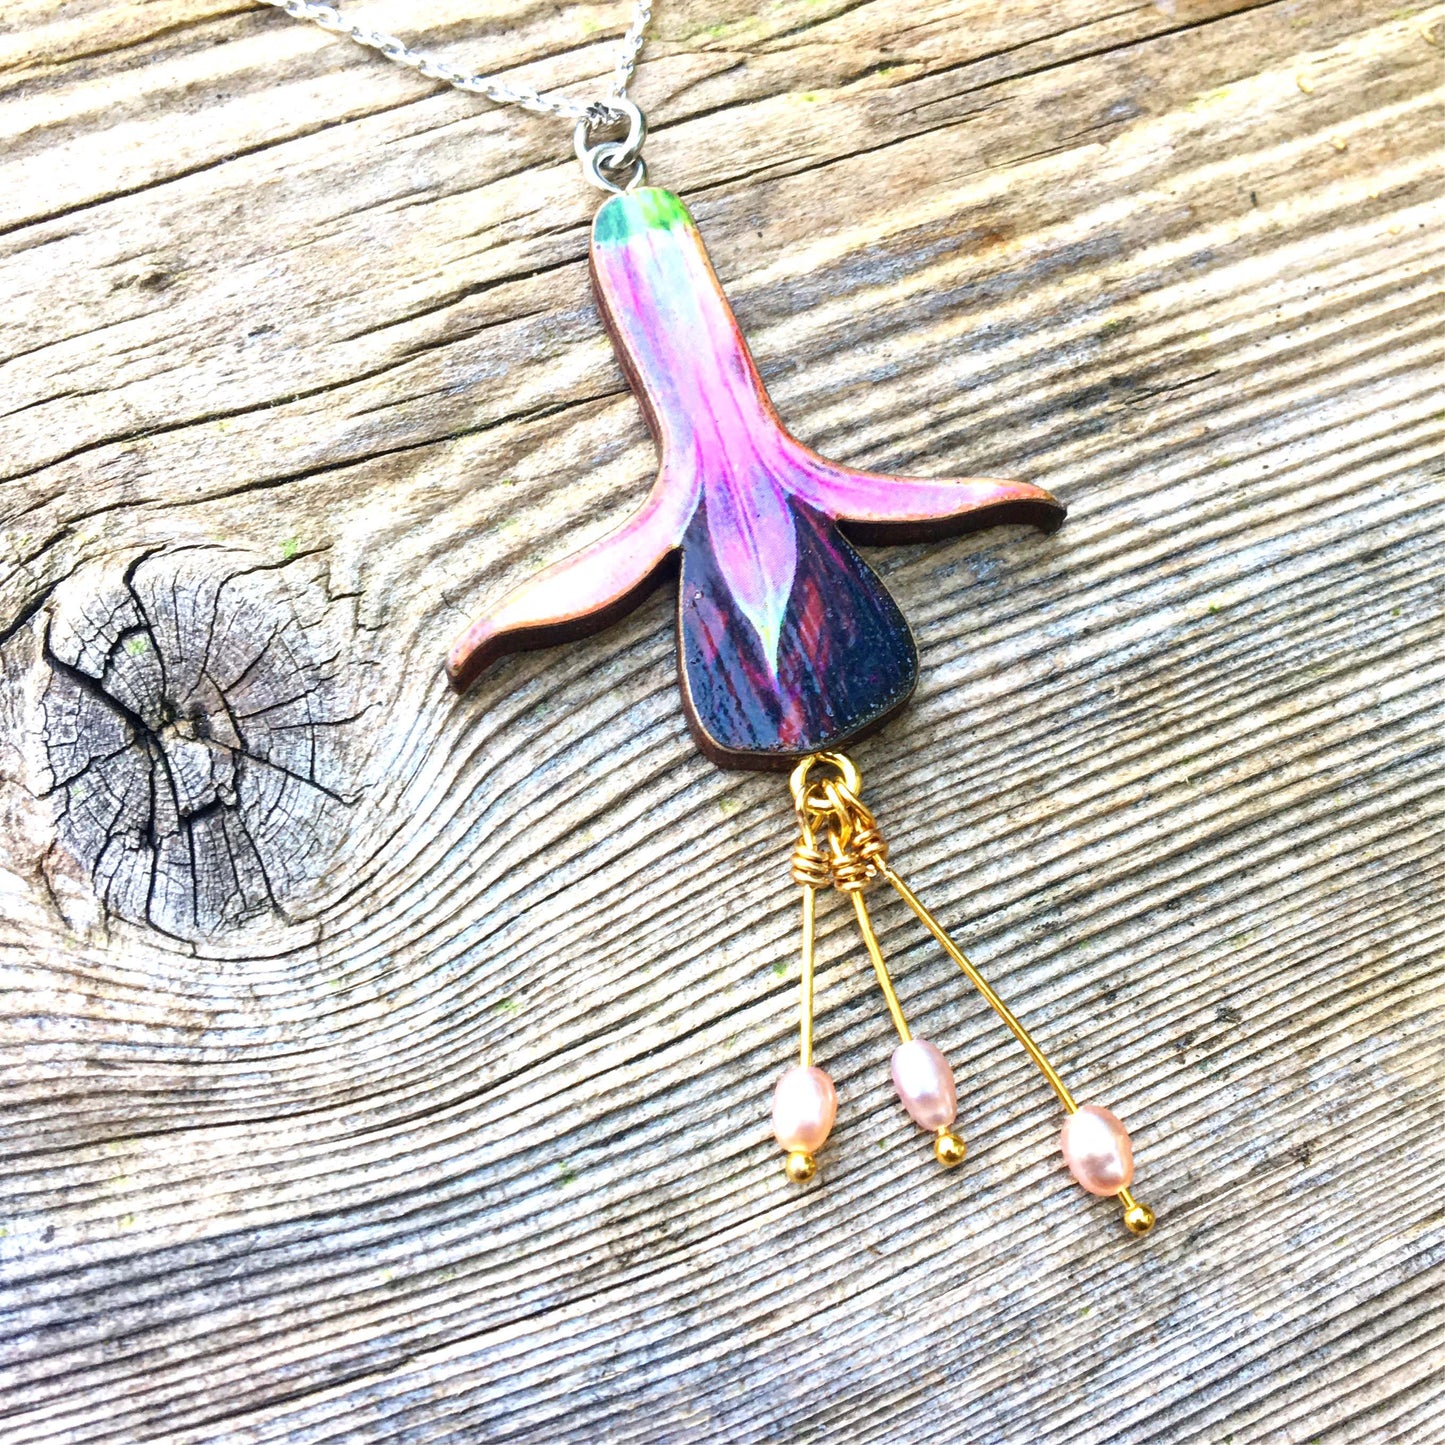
[1060,1104,1135,1195]
[890,1039,958,1131]
[772,1065,837,1153]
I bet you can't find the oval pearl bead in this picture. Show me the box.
[1060,1104,1135,1195]
[772,1065,837,1153]
[890,1039,958,1131]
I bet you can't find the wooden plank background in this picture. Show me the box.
[1,0,1442,1440]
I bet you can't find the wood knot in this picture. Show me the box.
[37,549,361,938]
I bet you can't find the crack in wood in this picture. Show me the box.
[35,549,362,939]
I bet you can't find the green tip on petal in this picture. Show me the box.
[594,187,694,246]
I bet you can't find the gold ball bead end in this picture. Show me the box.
[933,1129,967,1168]
[784,1150,817,1184]
[1123,1201,1156,1235]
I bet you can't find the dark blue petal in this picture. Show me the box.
[678,500,918,769]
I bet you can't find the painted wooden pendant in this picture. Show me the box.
[446,187,1063,769]
[445,185,1155,1235]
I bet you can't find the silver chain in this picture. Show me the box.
[256,0,652,128]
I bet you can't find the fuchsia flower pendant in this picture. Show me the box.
[446,187,1063,769]
[446,186,1155,1236]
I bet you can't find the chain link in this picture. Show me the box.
[256,0,651,125]
[607,0,653,101]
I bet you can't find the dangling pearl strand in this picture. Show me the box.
[777,753,1156,1236]
[774,825,836,1183]
[848,875,966,1168]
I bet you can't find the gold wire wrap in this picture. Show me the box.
[784,750,1153,1235]
[789,839,832,890]
[829,847,874,894]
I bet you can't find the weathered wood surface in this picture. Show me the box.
[1,0,1442,1440]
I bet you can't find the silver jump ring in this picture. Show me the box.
[583,144,648,194]
[574,96,648,194]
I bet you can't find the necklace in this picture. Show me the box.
[263,0,1156,1237]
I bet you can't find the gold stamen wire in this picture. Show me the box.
[784,750,1155,1236]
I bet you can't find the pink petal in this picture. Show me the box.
[446,463,699,691]
[783,439,1063,542]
